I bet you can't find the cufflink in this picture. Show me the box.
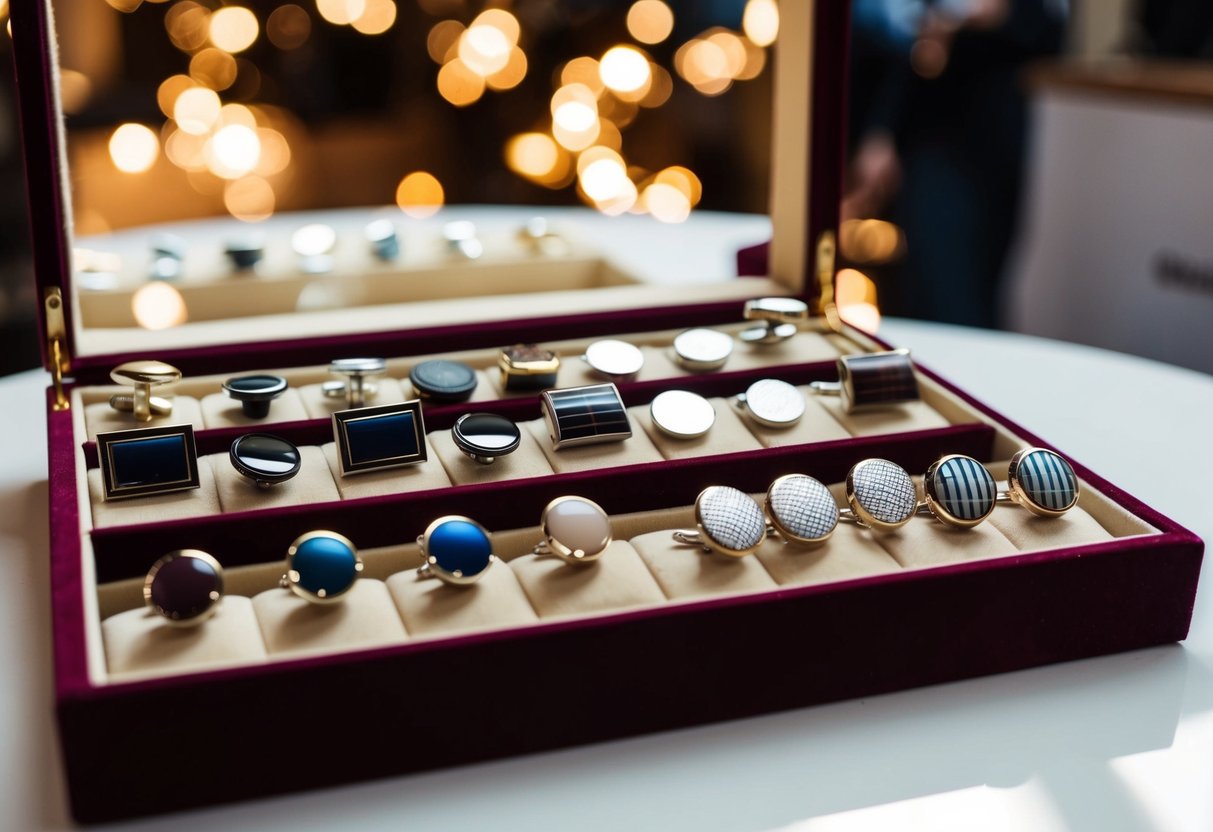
[324,357,386,408]
[292,223,337,274]
[443,221,483,260]
[150,233,187,282]
[409,359,478,403]
[541,383,632,449]
[225,232,265,271]
[222,374,288,419]
[672,327,733,372]
[583,339,644,381]
[499,344,561,392]
[96,423,201,501]
[332,400,428,475]
[144,549,224,626]
[533,496,612,564]
[282,531,362,603]
[765,474,839,545]
[809,349,920,412]
[732,378,806,429]
[230,433,302,488]
[417,515,496,585]
[365,218,400,261]
[1004,447,1079,518]
[673,485,767,558]
[517,217,568,256]
[452,412,520,464]
[922,453,997,529]
[840,458,918,532]
[740,297,809,345]
[649,389,715,439]
[109,360,181,421]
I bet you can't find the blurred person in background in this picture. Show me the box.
[847,0,1067,328]
[1133,0,1213,57]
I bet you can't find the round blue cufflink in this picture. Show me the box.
[416,515,495,586]
[282,531,363,603]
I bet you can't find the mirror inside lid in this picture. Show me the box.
[29,0,837,362]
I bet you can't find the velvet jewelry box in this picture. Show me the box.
[12,0,1204,824]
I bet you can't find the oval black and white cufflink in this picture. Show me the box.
[809,349,920,413]
[365,219,399,261]
[230,433,301,488]
[452,412,521,464]
[649,390,715,439]
[144,549,224,626]
[922,453,997,529]
[672,328,733,372]
[583,339,644,381]
[282,531,362,604]
[324,357,386,408]
[443,221,483,260]
[842,458,918,532]
[292,223,337,274]
[1005,447,1079,518]
[499,344,561,392]
[673,485,767,558]
[109,360,181,422]
[541,383,632,449]
[765,474,839,545]
[417,515,496,585]
[733,378,806,429]
[740,297,809,345]
[410,359,478,403]
[222,374,288,419]
[533,496,613,564]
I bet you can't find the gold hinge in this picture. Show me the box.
[44,288,71,411]
[815,230,843,333]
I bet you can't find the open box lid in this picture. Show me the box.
[11,0,849,387]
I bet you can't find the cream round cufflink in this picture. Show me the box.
[732,378,806,429]
[1003,447,1079,518]
[765,474,839,545]
[281,531,362,604]
[109,360,181,422]
[672,328,733,372]
[839,458,918,532]
[323,357,386,408]
[532,496,613,564]
[583,339,644,381]
[673,485,767,558]
[808,349,920,413]
[650,390,715,439]
[144,549,224,626]
[416,515,496,585]
[740,297,809,345]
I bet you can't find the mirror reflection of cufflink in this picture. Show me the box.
[222,374,288,419]
[740,297,809,345]
[324,357,386,408]
[109,360,182,422]
[144,549,224,626]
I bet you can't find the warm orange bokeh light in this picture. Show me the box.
[395,171,445,218]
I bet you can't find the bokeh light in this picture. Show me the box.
[267,4,311,50]
[224,176,276,222]
[436,58,485,106]
[599,46,651,95]
[351,0,396,36]
[108,123,159,173]
[157,75,195,118]
[209,6,259,53]
[173,87,222,135]
[189,48,238,90]
[206,124,262,178]
[132,282,189,330]
[742,0,779,47]
[427,20,463,64]
[165,1,211,52]
[642,182,691,223]
[459,9,519,77]
[840,219,904,264]
[836,268,881,332]
[395,171,445,218]
[626,0,674,45]
[316,0,365,26]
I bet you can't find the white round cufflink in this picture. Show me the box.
[583,339,644,381]
[673,485,767,558]
[649,390,715,439]
[672,328,733,372]
[109,360,181,422]
[533,496,613,564]
[765,474,839,545]
[733,378,806,429]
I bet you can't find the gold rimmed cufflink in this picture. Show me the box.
[921,453,998,529]
[1004,447,1079,518]
[673,485,767,558]
[840,458,918,532]
[282,531,363,604]
[532,496,613,565]
[417,515,496,585]
[109,360,181,421]
[499,344,561,392]
[808,349,920,413]
[765,474,839,545]
[144,549,224,627]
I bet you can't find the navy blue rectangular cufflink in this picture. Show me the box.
[332,400,428,475]
[96,424,201,501]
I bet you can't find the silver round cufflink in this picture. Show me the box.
[841,458,918,532]
[452,412,521,464]
[292,223,337,274]
[765,474,839,545]
[733,378,806,429]
[672,328,734,372]
[649,390,715,439]
[583,339,644,381]
[324,357,386,408]
[416,515,496,585]
[1005,447,1079,518]
[443,221,483,260]
[740,297,809,345]
[673,485,767,558]
[109,360,181,422]
[533,496,613,565]
[365,219,400,261]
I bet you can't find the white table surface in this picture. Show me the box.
[2,319,1210,831]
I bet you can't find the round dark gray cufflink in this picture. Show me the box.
[672,328,733,372]
[732,378,806,429]
[222,374,288,418]
[740,297,809,345]
[444,221,483,260]
[410,359,478,403]
[109,360,181,422]
[224,233,265,271]
[452,412,521,464]
[144,549,224,626]
[583,339,644,381]
[324,357,386,408]
[230,433,302,488]
[365,219,400,261]
[649,390,715,439]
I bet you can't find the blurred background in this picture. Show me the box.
[1,0,1211,374]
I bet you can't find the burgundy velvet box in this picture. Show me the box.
[12,0,1204,825]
